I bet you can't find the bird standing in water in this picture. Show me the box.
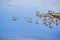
[13,16,17,21]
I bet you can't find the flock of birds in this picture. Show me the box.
[12,10,60,29]
[27,11,60,29]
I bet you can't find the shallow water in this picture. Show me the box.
[0,0,60,40]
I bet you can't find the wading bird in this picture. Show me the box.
[13,16,17,21]
[28,18,32,23]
